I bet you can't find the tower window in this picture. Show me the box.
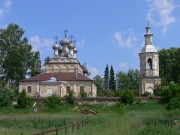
[147,58,152,70]
[27,86,32,93]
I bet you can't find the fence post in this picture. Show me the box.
[82,119,84,127]
[72,124,74,133]
[42,129,44,135]
[77,123,79,131]
[65,127,67,135]
[56,129,58,135]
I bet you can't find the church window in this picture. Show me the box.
[66,86,71,94]
[27,86,31,93]
[147,58,152,70]
[80,86,85,92]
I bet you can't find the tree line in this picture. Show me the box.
[93,64,140,96]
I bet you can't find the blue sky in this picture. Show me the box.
[0,0,180,78]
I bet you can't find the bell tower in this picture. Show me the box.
[139,23,161,95]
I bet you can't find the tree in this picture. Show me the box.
[103,64,109,89]
[17,90,32,108]
[109,65,116,91]
[0,86,15,107]
[0,24,41,84]
[116,69,139,91]
[116,71,129,90]
[159,47,180,85]
[127,69,139,90]
[93,75,104,90]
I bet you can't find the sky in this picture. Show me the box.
[0,0,180,79]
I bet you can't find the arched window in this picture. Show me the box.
[147,58,152,70]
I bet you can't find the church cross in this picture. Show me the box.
[54,36,58,43]
[147,20,150,26]
[73,40,76,44]
[70,35,74,42]
[64,29,68,37]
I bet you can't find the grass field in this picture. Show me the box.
[0,101,179,135]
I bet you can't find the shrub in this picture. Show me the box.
[166,97,180,110]
[142,91,152,97]
[114,90,123,97]
[160,82,180,104]
[16,90,32,108]
[44,94,61,108]
[80,89,87,98]
[121,90,134,105]
[0,86,15,107]
[153,84,162,96]
[65,90,75,105]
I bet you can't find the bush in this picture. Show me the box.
[153,84,162,96]
[142,91,152,97]
[114,90,123,97]
[16,90,32,108]
[116,102,125,114]
[65,90,75,105]
[121,90,134,105]
[80,89,87,98]
[160,82,179,104]
[166,97,180,110]
[44,94,61,108]
[0,86,15,107]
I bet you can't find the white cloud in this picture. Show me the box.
[76,38,85,48]
[89,67,99,79]
[4,0,12,9]
[118,62,129,69]
[29,35,53,52]
[147,0,177,34]
[0,0,12,19]
[114,30,137,48]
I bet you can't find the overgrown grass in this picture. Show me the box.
[0,102,179,135]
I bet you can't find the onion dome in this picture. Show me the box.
[73,47,78,53]
[62,46,69,52]
[60,37,71,46]
[68,42,75,49]
[52,42,59,49]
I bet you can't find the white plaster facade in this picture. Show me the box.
[19,32,97,97]
[139,24,161,95]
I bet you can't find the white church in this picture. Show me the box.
[139,24,161,94]
[19,31,97,97]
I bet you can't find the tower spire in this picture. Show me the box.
[146,20,151,34]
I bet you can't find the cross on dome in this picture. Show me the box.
[54,36,58,43]
[64,29,68,37]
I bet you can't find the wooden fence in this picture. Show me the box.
[32,119,89,135]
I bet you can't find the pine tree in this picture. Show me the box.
[103,64,109,89]
[109,65,116,91]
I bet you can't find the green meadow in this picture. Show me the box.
[0,101,179,135]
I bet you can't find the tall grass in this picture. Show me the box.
[0,102,179,135]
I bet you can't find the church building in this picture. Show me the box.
[139,24,161,94]
[19,31,97,97]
